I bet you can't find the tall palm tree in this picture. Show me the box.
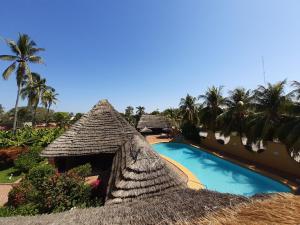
[162,108,182,128]
[277,81,300,154]
[41,90,58,124]
[124,106,135,126]
[198,86,225,131]
[217,88,252,136]
[179,94,199,124]
[246,80,288,143]
[136,106,145,117]
[0,34,44,132]
[21,73,53,126]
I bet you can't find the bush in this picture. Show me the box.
[181,122,200,142]
[68,163,92,177]
[27,164,55,188]
[14,147,43,173]
[5,164,99,216]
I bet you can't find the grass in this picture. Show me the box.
[0,167,22,183]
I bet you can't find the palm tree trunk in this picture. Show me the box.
[32,106,37,127]
[46,105,50,126]
[13,84,21,133]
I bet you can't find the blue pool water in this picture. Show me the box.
[153,142,291,196]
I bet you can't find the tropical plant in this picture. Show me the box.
[21,73,54,126]
[6,164,99,216]
[0,34,44,132]
[124,106,136,126]
[162,108,181,128]
[0,104,4,115]
[136,106,145,118]
[52,112,71,128]
[217,88,252,136]
[179,94,199,124]
[199,86,225,131]
[246,80,289,142]
[41,90,58,124]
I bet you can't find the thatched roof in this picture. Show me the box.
[41,100,139,157]
[105,135,186,204]
[137,115,171,129]
[0,189,250,225]
[41,100,186,204]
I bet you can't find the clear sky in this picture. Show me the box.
[1,0,300,113]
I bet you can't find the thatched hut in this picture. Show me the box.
[41,100,186,204]
[137,115,171,134]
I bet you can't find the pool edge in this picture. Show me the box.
[159,154,204,190]
[152,142,298,194]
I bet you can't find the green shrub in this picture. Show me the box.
[27,164,55,188]
[5,163,99,216]
[14,147,43,173]
[181,122,200,142]
[68,163,92,177]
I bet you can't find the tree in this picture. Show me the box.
[136,106,145,117]
[198,86,225,131]
[0,34,44,132]
[217,88,252,136]
[162,108,181,128]
[21,73,54,126]
[246,80,288,143]
[179,94,199,124]
[277,80,300,153]
[41,90,58,124]
[124,106,136,126]
[52,112,71,128]
[0,104,4,115]
[150,109,160,115]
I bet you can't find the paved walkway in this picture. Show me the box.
[0,184,13,206]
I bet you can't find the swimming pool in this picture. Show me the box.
[153,142,291,196]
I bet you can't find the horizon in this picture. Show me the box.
[1,0,300,114]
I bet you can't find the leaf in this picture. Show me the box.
[2,62,16,80]
[5,39,21,55]
[0,55,18,61]
[29,56,44,64]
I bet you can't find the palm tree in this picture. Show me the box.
[179,94,199,124]
[0,34,44,132]
[246,80,288,143]
[136,106,145,118]
[277,81,300,154]
[124,106,135,126]
[21,73,54,126]
[41,90,58,124]
[162,108,182,128]
[198,86,225,131]
[217,88,252,136]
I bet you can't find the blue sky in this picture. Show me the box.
[1,0,300,113]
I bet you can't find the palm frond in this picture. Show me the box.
[2,62,16,80]
[5,39,21,55]
[0,55,18,61]
[28,56,44,64]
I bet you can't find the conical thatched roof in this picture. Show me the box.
[106,134,186,204]
[137,115,171,129]
[41,100,186,204]
[41,100,138,157]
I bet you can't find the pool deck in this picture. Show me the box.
[146,134,300,193]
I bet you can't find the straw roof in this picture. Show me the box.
[140,127,152,133]
[41,100,139,157]
[0,189,250,225]
[41,100,186,204]
[137,115,171,129]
